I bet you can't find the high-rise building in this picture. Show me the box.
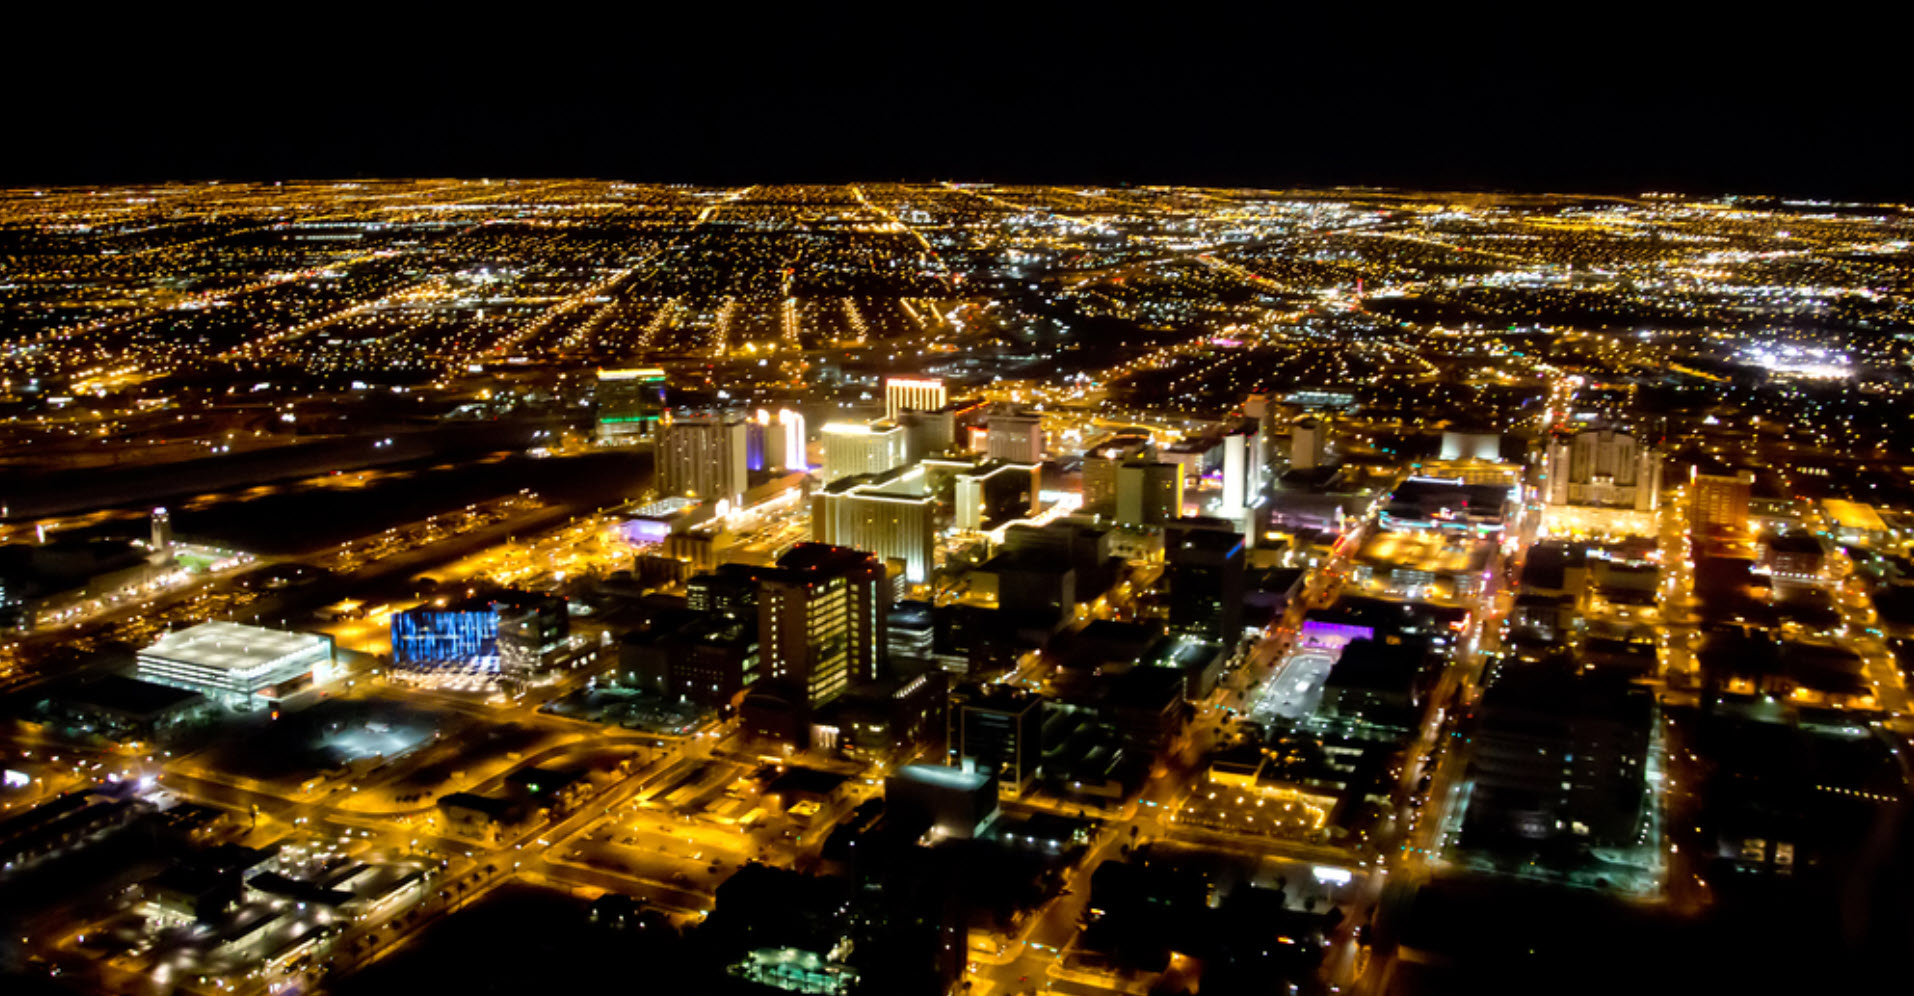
[657,411,750,506]
[759,544,889,708]
[812,466,936,584]
[1291,418,1327,471]
[820,422,909,484]
[594,368,667,443]
[1167,521,1247,653]
[1543,429,1661,511]
[885,377,947,421]
[1115,460,1183,527]
[985,410,1043,463]
[1220,420,1264,519]
[1242,392,1275,480]
[750,408,807,473]
[1082,435,1154,516]
[1691,469,1753,531]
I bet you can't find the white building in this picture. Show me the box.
[1291,418,1327,471]
[820,422,909,484]
[658,412,750,506]
[754,408,807,473]
[812,466,936,583]
[137,622,333,704]
[1543,429,1660,511]
[885,377,947,421]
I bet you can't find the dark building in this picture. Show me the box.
[886,600,937,671]
[1166,520,1247,654]
[496,590,568,676]
[1462,668,1653,851]
[1318,637,1426,731]
[949,683,1044,796]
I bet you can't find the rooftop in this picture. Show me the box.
[893,764,991,792]
[141,622,330,672]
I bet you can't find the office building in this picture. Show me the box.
[1115,460,1183,527]
[594,367,667,443]
[1691,469,1754,531]
[885,376,947,421]
[1167,521,1247,654]
[688,563,762,616]
[759,544,889,709]
[985,409,1044,463]
[886,600,937,670]
[812,466,936,584]
[950,683,1044,796]
[1543,429,1661,510]
[657,411,749,507]
[624,615,760,707]
[820,421,909,484]
[496,591,569,676]
[137,622,333,705]
[1291,418,1327,471]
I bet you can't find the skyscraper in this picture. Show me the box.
[759,544,889,708]
[657,411,750,507]
[1082,435,1153,517]
[1220,420,1264,519]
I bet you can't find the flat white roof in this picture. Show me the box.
[141,622,329,672]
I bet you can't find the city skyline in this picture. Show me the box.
[0,155,1910,995]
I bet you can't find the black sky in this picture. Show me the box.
[6,11,1908,197]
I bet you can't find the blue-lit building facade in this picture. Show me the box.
[391,602,499,666]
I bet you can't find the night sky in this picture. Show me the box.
[7,12,1907,197]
